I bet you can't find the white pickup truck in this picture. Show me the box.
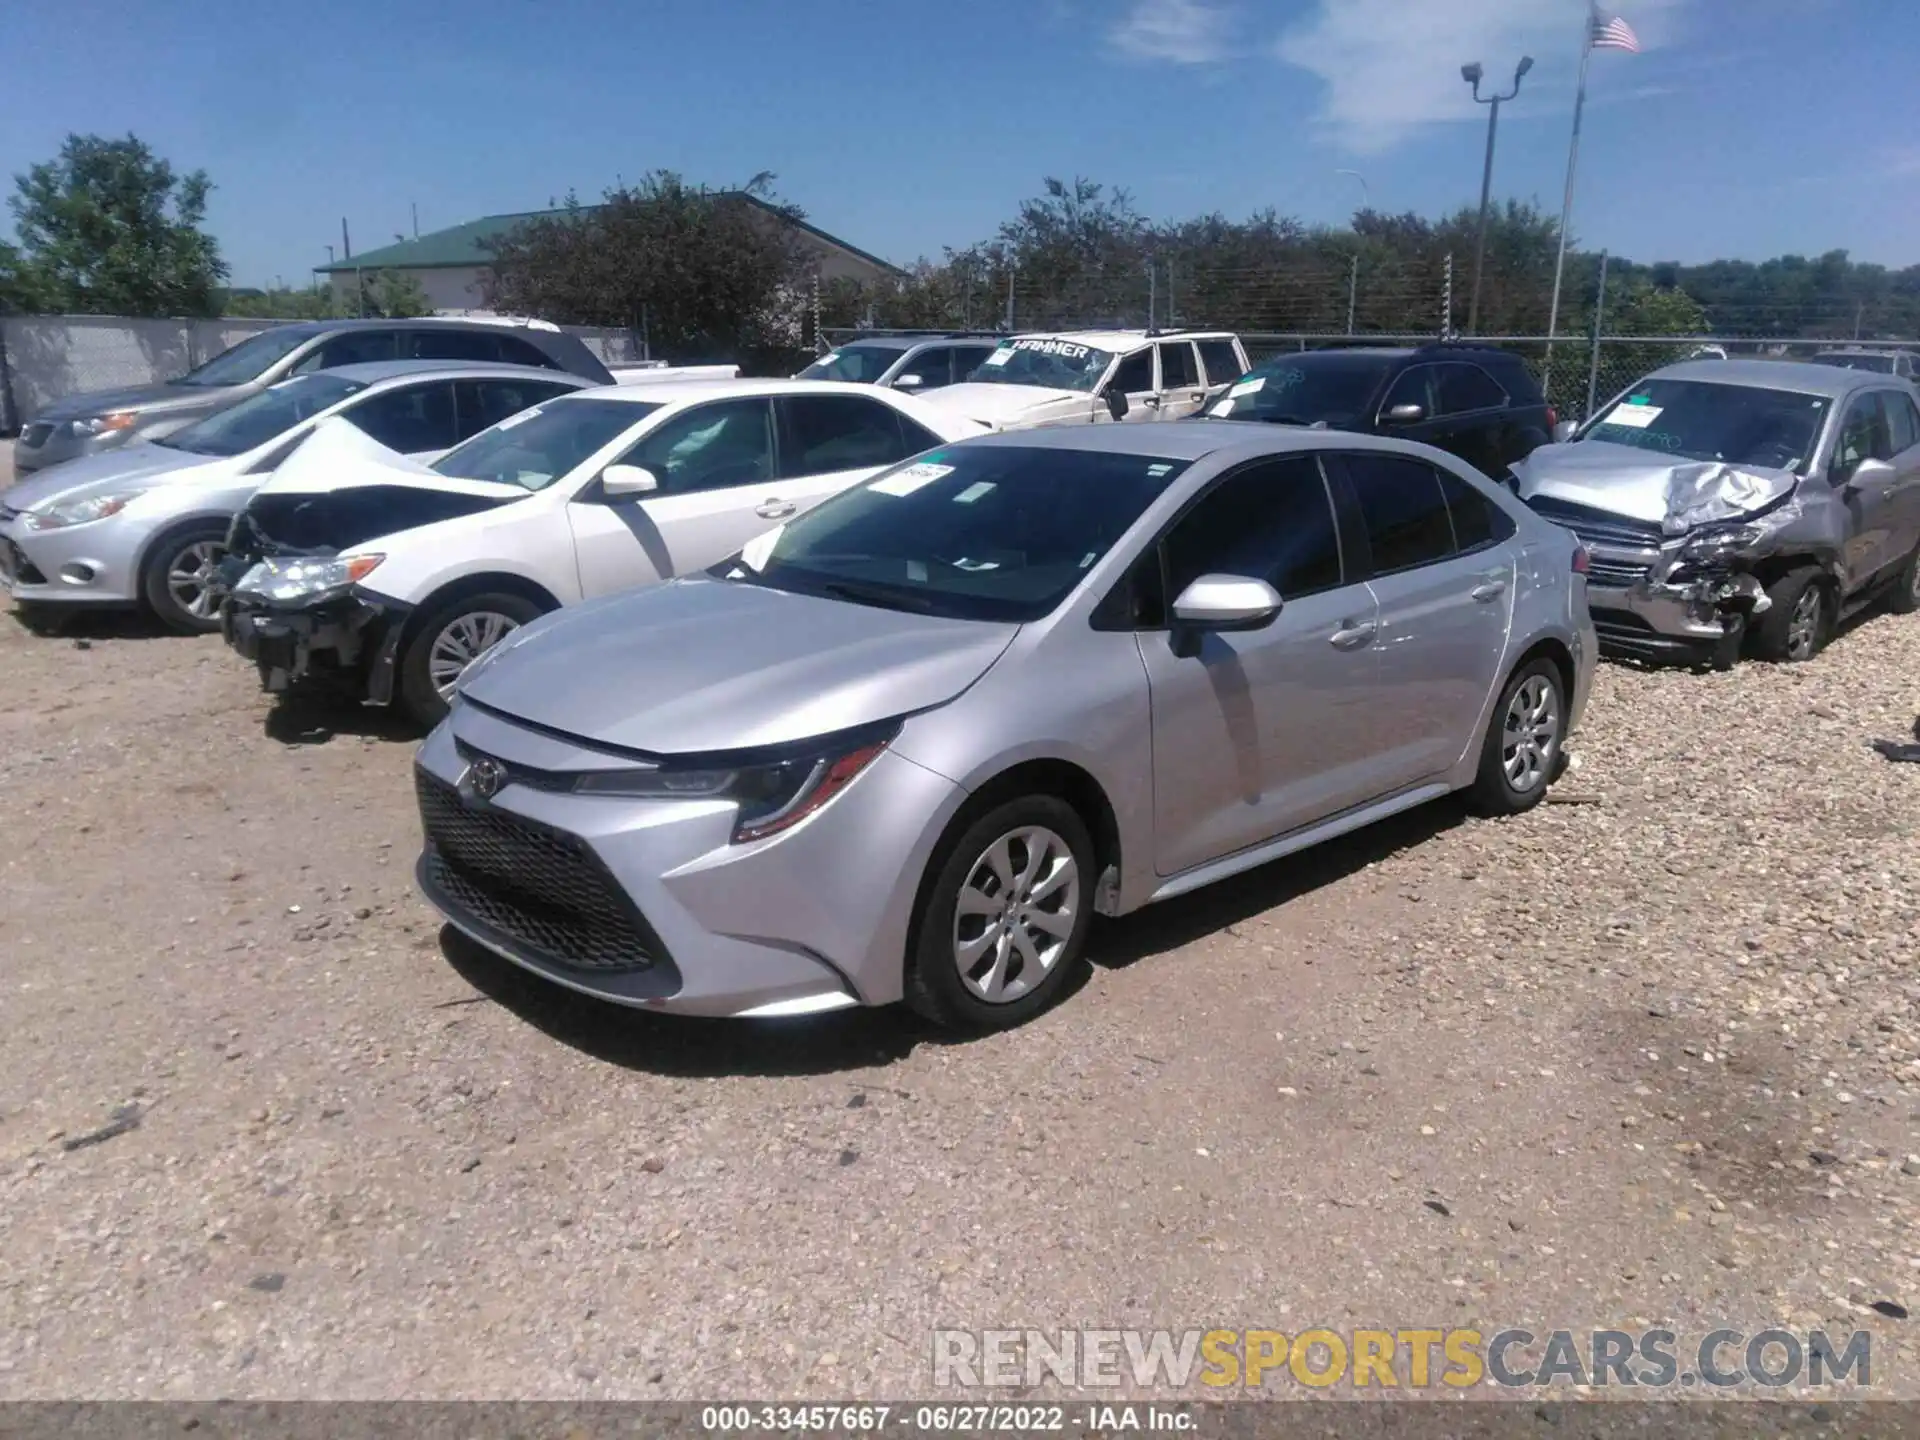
[917,329,1250,432]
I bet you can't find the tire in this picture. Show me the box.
[1468,658,1566,817]
[1750,565,1831,663]
[140,522,230,634]
[1886,544,1920,616]
[396,591,545,728]
[903,794,1096,1032]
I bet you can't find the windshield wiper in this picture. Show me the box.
[820,579,936,613]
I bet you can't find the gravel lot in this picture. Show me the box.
[2,590,1918,1401]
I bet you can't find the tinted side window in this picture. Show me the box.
[953,345,999,380]
[778,394,910,477]
[900,349,952,388]
[341,382,459,454]
[495,335,565,371]
[1881,391,1918,454]
[1162,457,1343,602]
[406,329,499,363]
[1157,342,1199,389]
[1435,363,1508,415]
[1381,365,1437,417]
[896,412,943,454]
[620,399,775,493]
[455,378,575,440]
[1110,349,1154,394]
[1435,465,1515,550]
[1833,393,1893,478]
[1344,453,1456,573]
[299,330,400,371]
[1196,339,1245,386]
[1486,357,1544,404]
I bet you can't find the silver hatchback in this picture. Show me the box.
[414,425,1595,1030]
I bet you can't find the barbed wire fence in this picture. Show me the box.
[824,253,1920,423]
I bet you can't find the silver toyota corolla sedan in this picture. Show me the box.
[414,424,1596,1030]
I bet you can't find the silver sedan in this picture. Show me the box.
[414,424,1596,1029]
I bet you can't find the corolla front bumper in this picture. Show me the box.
[220,581,411,703]
[410,700,968,1018]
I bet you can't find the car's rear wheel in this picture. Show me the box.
[1468,658,1566,817]
[140,522,230,634]
[904,795,1094,1032]
[1751,566,1831,663]
[396,591,545,728]
[1886,543,1920,616]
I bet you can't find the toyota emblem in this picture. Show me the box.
[465,757,507,801]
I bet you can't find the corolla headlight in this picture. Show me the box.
[1679,524,1765,561]
[571,724,897,843]
[23,492,139,530]
[69,412,139,437]
[234,553,385,605]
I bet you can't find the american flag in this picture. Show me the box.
[1590,10,1641,52]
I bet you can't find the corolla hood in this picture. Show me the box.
[920,383,1094,431]
[240,418,527,553]
[460,576,1019,754]
[30,381,223,424]
[0,442,218,512]
[1511,440,1798,535]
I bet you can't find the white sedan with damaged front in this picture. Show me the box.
[216,378,988,725]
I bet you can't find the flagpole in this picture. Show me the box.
[1542,1,1597,406]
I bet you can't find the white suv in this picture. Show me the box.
[218,379,988,723]
[919,329,1249,432]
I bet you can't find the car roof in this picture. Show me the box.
[1012,329,1238,351]
[1814,346,1916,358]
[315,360,588,385]
[558,377,906,405]
[955,419,1457,464]
[258,316,564,338]
[1648,358,1890,397]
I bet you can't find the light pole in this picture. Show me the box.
[1461,55,1532,336]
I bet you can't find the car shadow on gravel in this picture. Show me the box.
[438,926,942,1077]
[263,692,424,747]
[7,606,175,641]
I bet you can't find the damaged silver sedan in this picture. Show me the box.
[1512,360,1920,667]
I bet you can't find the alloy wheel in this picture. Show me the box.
[166,539,226,621]
[1501,674,1561,793]
[1785,585,1824,661]
[426,610,520,699]
[951,825,1080,1004]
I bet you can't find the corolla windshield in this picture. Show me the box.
[157,374,363,456]
[173,327,318,387]
[432,396,664,491]
[798,344,906,384]
[965,339,1116,392]
[1200,352,1393,425]
[1580,380,1831,473]
[719,445,1189,622]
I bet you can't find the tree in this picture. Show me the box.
[9,133,227,316]
[361,269,432,319]
[485,172,811,359]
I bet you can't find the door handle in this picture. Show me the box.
[754,499,796,519]
[1329,620,1377,650]
[1470,579,1508,602]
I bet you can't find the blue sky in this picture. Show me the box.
[6,0,1916,287]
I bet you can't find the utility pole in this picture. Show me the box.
[1441,253,1455,339]
[1004,260,1016,334]
[1347,253,1359,336]
[1145,258,1157,333]
[411,202,419,239]
[1586,251,1610,419]
[340,218,351,260]
[1460,55,1533,335]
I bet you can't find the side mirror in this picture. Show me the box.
[601,463,660,497]
[1841,456,1895,491]
[1551,420,1576,443]
[1170,574,1283,632]
[893,373,925,390]
[1384,402,1427,425]
[1104,388,1130,422]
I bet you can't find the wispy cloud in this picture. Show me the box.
[1109,0,1237,65]
[1275,0,1689,154]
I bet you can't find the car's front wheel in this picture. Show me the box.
[141,522,231,634]
[1751,566,1831,663]
[904,795,1095,1031]
[1468,658,1566,817]
[396,591,545,728]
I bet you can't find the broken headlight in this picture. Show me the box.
[234,553,384,605]
[1679,524,1765,564]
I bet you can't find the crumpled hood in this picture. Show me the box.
[919,382,1095,431]
[462,576,1019,755]
[1511,440,1798,535]
[0,443,219,512]
[253,417,521,502]
[31,381,229,424]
